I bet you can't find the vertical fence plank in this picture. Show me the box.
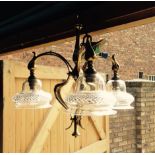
[63,113,70,152]
[3,61,16,152]
[58,109,64,152]
[80,116,87,149]
[104,116,110,152]
[42,80,51,153]
[15,78,26,152]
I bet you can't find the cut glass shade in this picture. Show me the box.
[12,79,52,109]
[106,80,134,109]
[65,71,117,116]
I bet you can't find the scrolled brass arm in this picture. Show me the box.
[28,51,73,71]
[27,51,74,109]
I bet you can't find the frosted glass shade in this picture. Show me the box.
[65,71,117,116]
[111,91,134,109]
[12,79,52,109]
[106,80,134,109]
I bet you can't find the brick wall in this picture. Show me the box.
[109,81,155,153]
[0,23,155,153]
[1,22,155,80]
[109,108,136,152]
[127,81,155,153]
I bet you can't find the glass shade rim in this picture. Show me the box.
[112,105,134,110]
[15,103,52,109]
[12,89,52,109]
[65,108,117,116]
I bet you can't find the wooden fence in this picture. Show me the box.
[0,60,109,153]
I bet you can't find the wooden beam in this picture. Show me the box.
[92,16,155,37]
[76,139,107,153]
[89,117,106,140]
[0,4,155,54]
[26,77,74,153]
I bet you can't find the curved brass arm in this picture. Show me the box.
[27,51,73,109]
[28,51,73,71]
[54,74,71,109]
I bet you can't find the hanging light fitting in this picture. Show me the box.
[106,54,134,109]
[12,17,134,137]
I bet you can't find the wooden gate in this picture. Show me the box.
[1,60,109,153]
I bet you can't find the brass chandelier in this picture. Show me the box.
[12,18,134,137]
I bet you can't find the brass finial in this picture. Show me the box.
[111,54,120,80]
